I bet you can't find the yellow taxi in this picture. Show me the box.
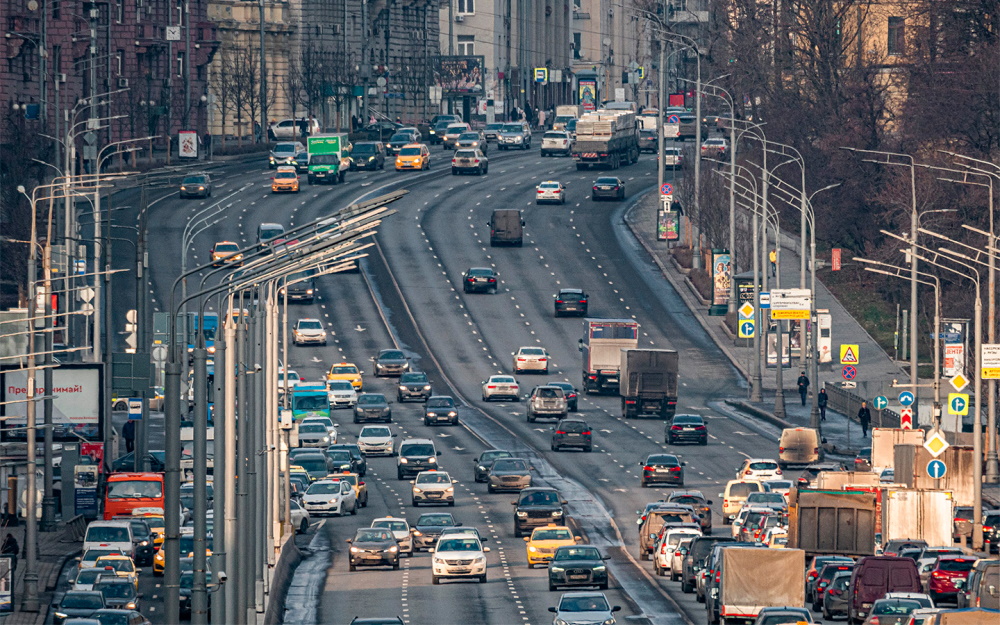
[271,166,301,193]
[764,527,788,548]
[153,530,212,576]
[210,241,243,267]
[78,547,126,570]
[290,464,313,484]
[329,471,368,507]
[395,143,430,171]
[132,512,165,551]
[95,554,139,589]
[523,524,580,568]
[327,362,363,390]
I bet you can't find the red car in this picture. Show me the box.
[926,554,975,602]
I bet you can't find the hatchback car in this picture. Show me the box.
[395,144,430,171]
[548,546,609,591]
[486,457,532,493]
[356,424,395,455]
[926,555,975,602]
[411,512,459,551]
[354,394,392,423]
[451,148,489,175]
[536,180,567,204]
[271,166,301,193]
[423,396,459,426]
[736,458,783,481]
[547,592,621,624]
[514,346,550,374]
[347,527,400,571]
[666,413,708,445]
[481,375,520,402]
[462,267,499,294]
[293,318,327,346]
[349,141,386,170]
[640,453,686,487]
[554,289,588,316]
[411,471,457,506]
[373,349,409,377]
[442,123,472,149]
[179,173,212,198]
[473,449,514,482]
[210,241,242,267]
[431,533,489,584]
[540,131,572,157]
[591,177,625,201]
[302,478,357,516]
[822,570,853,619]
[551,418,592,452]
[456,131,488,153]
[397,372,432,402]
[524,525,579,568]
[548,382,579,411]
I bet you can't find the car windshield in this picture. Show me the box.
[380,350,405,360]
[544,132,567,139]
[481,450,513,462]
[259,228,283,241]
[306,482,341,495]
[873,600,921,615]
[438,538,481,552]
[299,424,326,434]
[85,526,131,542]
[746,493,785,504]
[298,320,323,330]
[402,444,434,456]
[491,459,527,472]
[389,133,411,142]
[427,398,455,408]
[596,177,619,184]
[647,455,679,466]
[458,133,480,141]
[416,473,451,484]
[356,529,392,542]
[62,593,105,609]
[455,150,478,158]
[274,144,297,154]
[555,547,601,561]
[97,583,135,599]
[372,520,408,532]
[520,491,559,506]
[398,147,423,156]
[275,171,297,180]
[297,458,328,472]
[293,395,327,411]
[75,570,104,584]
[358,396,386,406]
[361,427,391,437]
[560,595,610,612]
[214,243,239,253]
[400,373,428,384]
[182,175,207,184]
[501,124,523,133]
[327,381,354,391]
[434,122,453,130]
[532,528,572,541]
[417,514,455,527]
[352,144,376,154]
[326,451,352,463]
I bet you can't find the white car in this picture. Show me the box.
[326,380,358,409]
[371,517,414,555]
[762,479,794,499]
[301,478,357,516]
[301,416,338,439]
[513,346,550,374]
[411,470,457,507]
[290,499,311,533]
[357,425,395,456]
[540,131,572,157]
[671,537,694,580]
[293,318,327,345]
[431,532,490,584]
[662,146,685,169]
[535,181,567,205]
[482,375,520,402]
[735,458,783,481]
[296,422,334,448]
[653,527,702,578]
[278,370,301,395]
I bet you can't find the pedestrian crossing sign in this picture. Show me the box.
[840,344,859,365]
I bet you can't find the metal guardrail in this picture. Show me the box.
[824,381,901,429]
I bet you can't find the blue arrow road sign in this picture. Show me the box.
[949,394,967,414]
[739,321,755,338]
[927,459,947,479]
[898,391,915,406]
[873,396,888,410]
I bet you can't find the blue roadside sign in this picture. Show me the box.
[898,391,915,406]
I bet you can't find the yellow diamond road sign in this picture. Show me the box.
[840,344,859,365]
[738,303,755,319]
[949,373,969,392]
[923,430,950,458]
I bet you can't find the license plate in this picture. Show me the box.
[363,554,382,560]
[656,468,669,472]
[452,569,470,574]
[568,574,588,580]
[427,493,441,498]
[568,433,580,437]
[683,427,695,431]
[600,186,611,190]
[606,378,618,383]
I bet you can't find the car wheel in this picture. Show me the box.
[700,438,708,446]
[362,496,368,508]
[350,501,358,515]
[548,582,557,591]
[487,484,495,493]
[681,580,692,593]
[640,551,648,561]
[452,169,458,175]
[822,607,831,621]
[349,562,356,572]
[514,526,522,538]
[411,499,418,506]
[655,563,665,576]
[666,435,673,445]
[397,470,404,480]
[298,519,308,534]
[432,575,440,585]
[448,500,455,507]
[479,573,487,583]
[527,414,535,423]
[551,444,558,451]
[542,367,549,374]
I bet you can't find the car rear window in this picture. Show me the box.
[544,132,568,139]
[728,482,762,498]
[938,558,974,572]
[559,421,588,433]
[455,150,478,158]
[749,461,778,470]
[647,455,679,465]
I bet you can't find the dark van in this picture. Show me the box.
[488,209,524,247]
[848,556,921,623]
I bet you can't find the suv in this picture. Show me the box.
[269,141,306,168]
[396,438,441,479]
[512,487,567,537]
[551,418,592,452]
[527,386,568,422]
[661,146,684,170]
[541,131,572,157]
[554,289,588,317]
[283,268,317,303]
[637,504,698,560]
[349,142,386,170]
[498,122,531,150]
[397,372,432,402]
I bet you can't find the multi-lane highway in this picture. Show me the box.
[97,141,820,624]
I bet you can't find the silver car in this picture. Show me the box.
[548,592,621,625]
[411,471,457,506]
[293,318,327,346]
[297,422,333,448]
[486,457,532,493]
[527,386,568,422]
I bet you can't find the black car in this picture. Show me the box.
[665,490,713,532]
[347,527,400,571]
[591,177,626,201]
[89,609,151,625]
[666,414,708,445]
[323,449,356,473]
[638,129,658,153]
[462,267,499,294]
[354,393,392,423]
[397,372,432,402]
[428,120,453,145]
[111,450,165,472]
[551,418,592,452]
[473,449,514,483]
[365,121,403,141]
[639,453,686,487]
[53,590,105,624]
[119,517,155,565]
[373,349,410,377]
[350,142,386,171]
[411,512,459,551]
[548,545,610,591]
[293,151,310,173]
[984,510,1000,552]
[179,569,215,619]
[95,577,140,611]
[548,382,579,411]
[512,487,567,537]
[424,396,459,426]
[179,173,212,199]
[386,132,415,156]
[327,443,367,476]
[554,289,589,317]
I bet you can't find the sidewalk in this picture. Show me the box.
[2,517,85,624]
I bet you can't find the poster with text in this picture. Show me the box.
[1,365,101,441]
[712,251,731,308]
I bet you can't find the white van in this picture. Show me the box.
[83,520,135,559]
[718,480,764,524]
[778,427,823,468]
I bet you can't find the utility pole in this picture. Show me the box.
[21,188,40,613]
[184,0,191,128]
[259,0,268,143]
[362,0,369,120]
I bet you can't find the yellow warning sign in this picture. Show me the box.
[982,367,1000,380]
[840,344,859,365]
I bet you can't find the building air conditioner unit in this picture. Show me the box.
[118,78,129,88]
[332,24,341,34]
[57,73,67,83]
[455,15,464,22]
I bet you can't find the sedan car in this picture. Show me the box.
[591,176,625,201]
[451,148,488,175]
[397,372,432,402]
[356,425,395,456]
[370,517,413,556]
[210,241,243,267]
[423,396,459,426]
[513,346,550,374]
[293,318,327,346]
[386,132,416,155]
[474,449,515,483]
[431,533,490,584]
[53,590,106,624]
[535,180,567,204]
[354,394,392,423]
[347,527,400,571]
[93,577,140,612]
[412,512,459,551]
[553,289,588,317]
[666,414,708,445]
[269,141,305,168]
[297,422,334,448]
[372,349,409,377]
[462,267,499,294]
[700,137,730,159]
[179,173,212,198]
[547,592,621,624]
[327,362,364,391]
[866,598,923,625]
[640,453,686,487]
[551,418,592,452]
[548,546,609,591]
[394,144,430,171]
[482,375,520,402]
[411,470,457,506]
[302,478,357,516]
[486,457,532,493]
[456,131,488,153]
[547,382,579,411]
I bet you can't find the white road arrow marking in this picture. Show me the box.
[354,325,366,332]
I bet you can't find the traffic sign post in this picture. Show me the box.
[872,396,888,410]
[839,344,859,365]
[738,320,755,339]
[926,459,947,479]
[898,391,915,407]
[128,398,143,421]
[660,182,674,196]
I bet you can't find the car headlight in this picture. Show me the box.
[552,510,563,516]
[399,458,408,463]
[555,619,570,625]
[140,540,149,546]
[423,385,431,390]
[550,565,564,572]
[389,546,398,553]
[126,602,137,609]
[412,530,423,537]
[445,487,454,493]
[329,497,341,504]
[528,545,537,552]
[350,546,360,553]
[322,436,330,442]
[475,556,486,564]
[595,565,607,571]
[428,457,436,463]
[516,511,528,517]
[54,612,69,619]
[427,412,437,417]
[447,411,457,417]
[413,487,423,494]
[399,385,407,390]
[602,618,616,625]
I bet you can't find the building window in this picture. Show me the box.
[116,1,123,23]
[887,17,905,55]
[456,0,474,15]
[176,52,184,77]
[457,35,475,55]
[52,45,62,74]
[573,32,582,59]
[116,50,124,75]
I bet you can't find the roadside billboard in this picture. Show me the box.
[0,363,103,442]
[579,79,598,112]
[433,56,485,96]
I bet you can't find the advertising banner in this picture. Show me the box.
[0,556,10,614]
[658,209,680,241]
[944,343,965,378]
[433,56,485,95]
[767,328,791,367]
[711,250,731,309]
[579,80,597,112]
[178,130,198,158]
[1,364,102,441]
[74,465,100,517]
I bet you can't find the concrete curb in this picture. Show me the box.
[264,532,303,625]
[724,399,794,430]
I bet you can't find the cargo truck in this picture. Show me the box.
[871,427,924,474]
[579,319,639,394]
[571,110,639,170]
[553,105,583,130]
[307,134,349,184]
[787,489,878,557]
[619,348,678,419]
[712,547,805,624]
[882,488,954,547]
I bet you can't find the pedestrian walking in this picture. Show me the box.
[769,249,777,277]
[817,388,828,421]
[796,371,810,406]
[122,419,136,453]
[2,533,18,573]
[857,401,872,437]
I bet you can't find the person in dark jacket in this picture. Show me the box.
[817,388,828,421]
[2,533,18,572]
[857,401,872,437]
[122,419,136,453]
[796,372,810,406]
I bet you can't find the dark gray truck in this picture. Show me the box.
[619,348,678,419]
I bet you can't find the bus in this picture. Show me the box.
[104,472,165,520]
[291,383,331,421]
